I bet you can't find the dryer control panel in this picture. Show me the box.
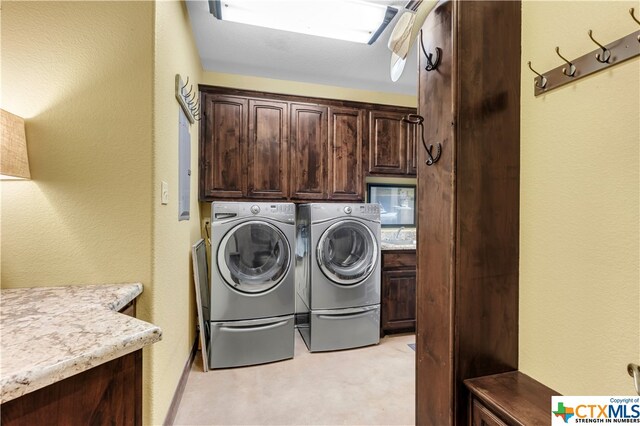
[359,204,380,216]
[212,202,295,223]
[308,203,380,223]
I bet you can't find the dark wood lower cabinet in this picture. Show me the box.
[381,250,416,335]
[1,350,142,426]
[465,372,560,426]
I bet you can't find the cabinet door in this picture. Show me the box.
[471,399,508,426]
[328,107,364,200]
[381,269,416,333]
[368,110,407,175]
[290,103,328,200]
[247,100,288,199]
[200,94,247,199]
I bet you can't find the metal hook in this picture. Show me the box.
[588,30,611,63]
[631,8,640,42]
[629,363,640,396]
[631,8,640,25]
[402,114,441,166]
[184,85,194,99]
[555,47,576,77]
[419,30,442,72]
[180,76,189,91]
[527,61,548,88]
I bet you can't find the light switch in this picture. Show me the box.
[161,181,169,205]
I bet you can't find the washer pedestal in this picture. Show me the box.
[298,305,380,352]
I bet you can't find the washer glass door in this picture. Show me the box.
[317,220,378,285]
[218,221,291,294]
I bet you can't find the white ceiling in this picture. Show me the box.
[185,0,418,96]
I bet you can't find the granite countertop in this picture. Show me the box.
[0,283,162,404]
[380,241,416,250]
[380,228,417,251]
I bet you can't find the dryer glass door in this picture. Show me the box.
[218,221,291,294]
[317,220,378,286]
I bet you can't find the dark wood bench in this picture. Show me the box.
[465,371,561,426]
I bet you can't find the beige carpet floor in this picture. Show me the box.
[173,331,415,426]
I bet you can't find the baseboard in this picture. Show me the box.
[163,337,198,426]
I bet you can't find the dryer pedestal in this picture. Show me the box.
[210,315,294,369]
[298,305,380,352]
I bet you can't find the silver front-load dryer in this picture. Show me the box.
[211,202,295,321]
[209,202,295,368]
[308,203,381,310]
[297,203,381,352]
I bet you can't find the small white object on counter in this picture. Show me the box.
[0,283,162,404]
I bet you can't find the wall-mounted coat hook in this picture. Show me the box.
[555,47,576,76]
[631,8,640,25]
[631,8,640,42]
[527,61,548,88]
[629,363,640,396]
[402,114,441,166]
[419,29,442,72]
[184,85,194,99]
[588,30,611,63]
[529,12,639,96]
[175,74,200,123]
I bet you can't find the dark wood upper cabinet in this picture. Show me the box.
[328,106,364,200]
[198,86,415,202]
[369,110,405,174]
[289,103,328,200]
[368,109,416,176]
[247,99,288,199]
[415,1,521,425]
[200,94,247,199]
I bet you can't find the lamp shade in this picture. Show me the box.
[1,109,31,180]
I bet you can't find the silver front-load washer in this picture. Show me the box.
[210,202,295,368]
[296,203,381,352]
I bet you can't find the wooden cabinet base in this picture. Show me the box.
[465,371,560,426]
[381,250,416,335]
[1,350,142,426]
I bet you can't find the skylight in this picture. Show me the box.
[209,0,398,45]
